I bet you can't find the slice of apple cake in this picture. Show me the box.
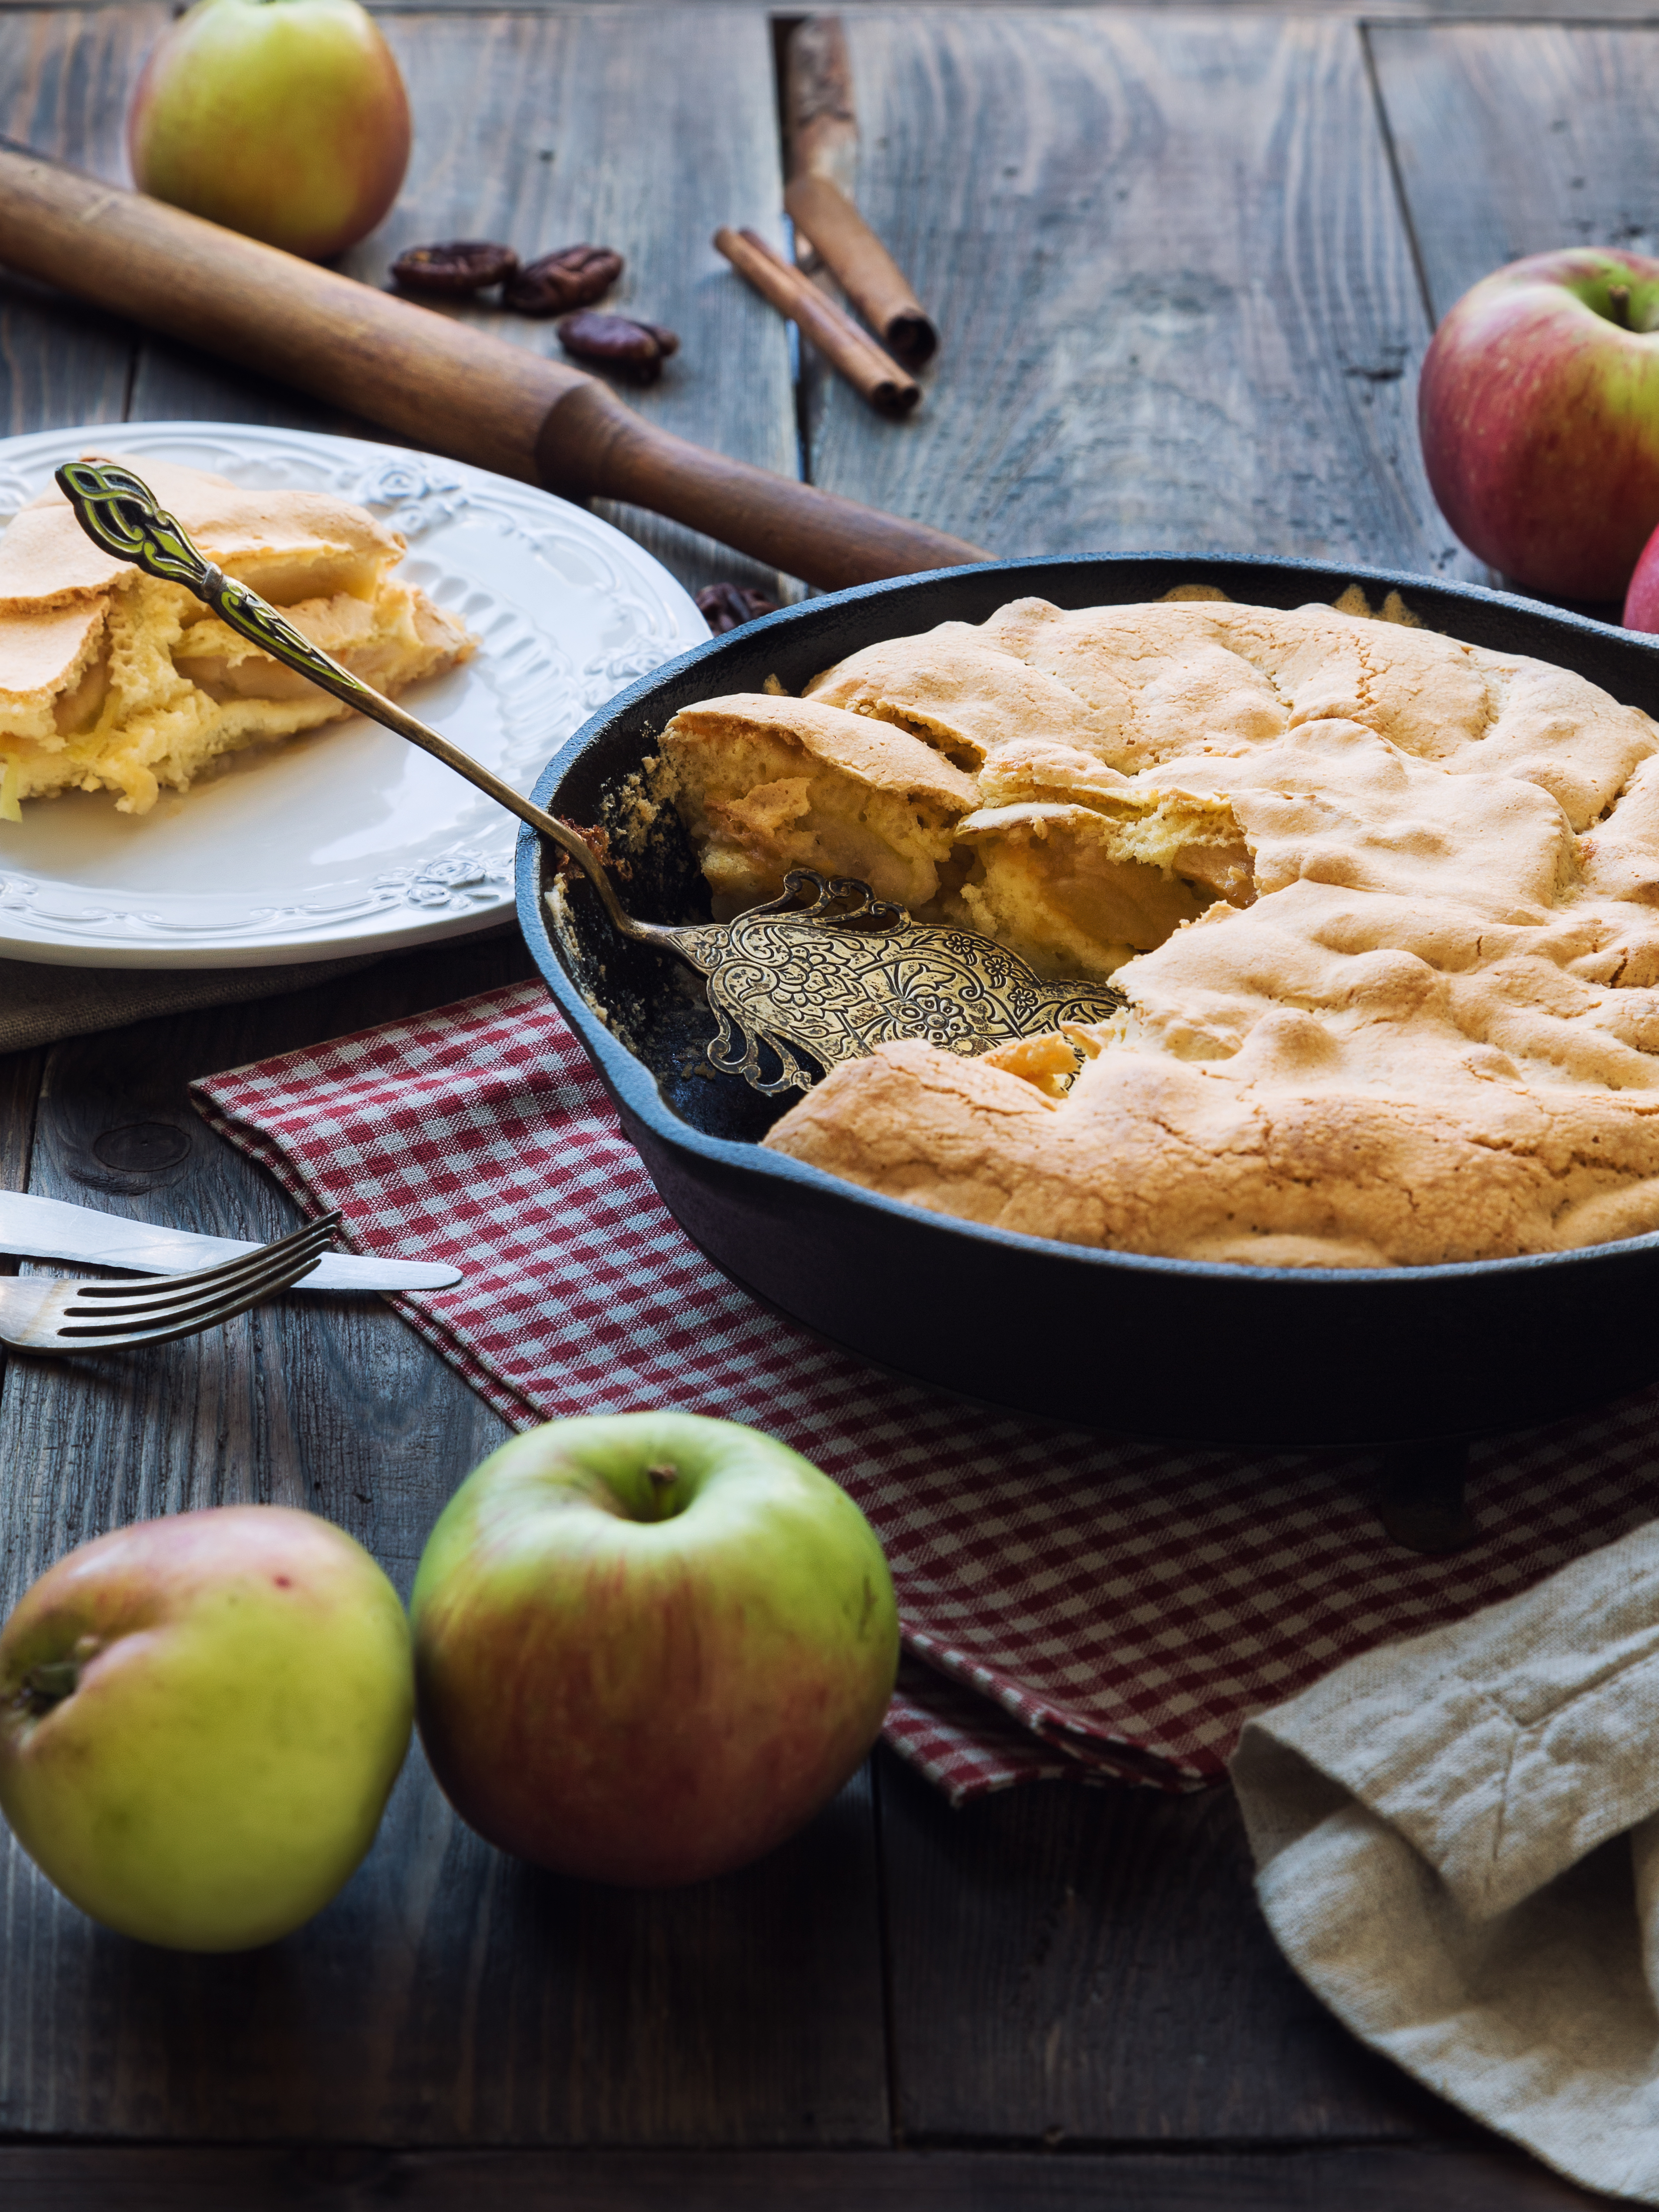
[0,455,474,819]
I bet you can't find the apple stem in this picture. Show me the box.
[1609,283,1633,329]
[20,1658,78,1713]
[644,1462,680,1521]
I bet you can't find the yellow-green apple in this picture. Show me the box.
[1420,248,1659,599]
[0,1506,413,1950]
[127,0,411,262]
[411,1413,899,1886]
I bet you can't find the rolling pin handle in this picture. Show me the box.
[532,383,988,592]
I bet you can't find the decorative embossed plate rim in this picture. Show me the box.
[0,422,704,968]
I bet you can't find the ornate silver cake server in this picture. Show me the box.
[57,459,1121,1094]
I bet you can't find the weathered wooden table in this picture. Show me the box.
[0,4,1645,2204]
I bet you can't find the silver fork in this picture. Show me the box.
[0,1212,343,1353]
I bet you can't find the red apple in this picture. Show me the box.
[410,1413,900,1886]
[1624,522,1659,631]
[0,1507,413,1950]
[1419,248,1659,599]
[127,0,411,263]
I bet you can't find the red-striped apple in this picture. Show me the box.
[1420,248,1659,600]
[1625,521,1659,631]
[411,1413,899,1886]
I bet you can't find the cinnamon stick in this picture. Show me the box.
[0,141,984,588]
[784,173,937,367]
[783,17,859,201]
[714,226,919,416]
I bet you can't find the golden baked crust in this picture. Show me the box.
[0,456,474,818]
[661,590,1659,1267]
[660,691,978,916]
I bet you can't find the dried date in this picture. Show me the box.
[503,245,624,317]
[390,241,519,296]
[556,311,680,384]
[695,583,781,634]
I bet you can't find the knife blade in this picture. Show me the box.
[0,1192,462,1293]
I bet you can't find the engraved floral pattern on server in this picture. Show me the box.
[671,904,1124,1090]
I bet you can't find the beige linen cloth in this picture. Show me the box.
[0,955,382,1055]
[1233,1518,1659,2204]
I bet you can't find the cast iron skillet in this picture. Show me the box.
[516,553,1659,1453]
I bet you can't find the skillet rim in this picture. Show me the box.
[515,548,1659,1297]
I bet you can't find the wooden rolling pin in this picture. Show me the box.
[0,142,987,590]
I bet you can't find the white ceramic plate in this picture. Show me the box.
[0,422,705,967]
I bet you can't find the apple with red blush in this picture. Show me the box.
[1624,520,1659,633]
[0,1506,413,1950]
[410,1413,899,1886]
[127,0,411,262]
[1420,247,1659,601]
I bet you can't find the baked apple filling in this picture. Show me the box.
[661,685,1255,975]
[659,691,978,917]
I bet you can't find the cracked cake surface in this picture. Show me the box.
[660,590,1659,1268]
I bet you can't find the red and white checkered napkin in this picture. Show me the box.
[192,982,1659,1805]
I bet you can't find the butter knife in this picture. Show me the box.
[0,1192,462,1293]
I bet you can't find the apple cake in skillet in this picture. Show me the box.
[660,588,1659,1269]
[0,456,473,819]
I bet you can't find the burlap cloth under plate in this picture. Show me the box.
[0,955,382,1056]
[1234,1520,1659,2206]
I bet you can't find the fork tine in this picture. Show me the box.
[52,1217,342,1341]
[51,1233,339,1346]
[67,1213,345,1304]
[54,1230,339,1332]
[54,1252,332,1338]
[53,1238,334,1337]
[59,1223,340,1322]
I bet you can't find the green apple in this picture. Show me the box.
[0,1506,413,1950]
[127,0,412,262]
[412,1413,900,1886]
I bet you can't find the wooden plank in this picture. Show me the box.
[0,7,154,437]
[125,330,381,443]
[0,930,888,2145]
[1369,22,1659,324]
[805,11,1475,582]
[0,2142,1608,2209]
[379,0,1659,18]
[0,1043,43,1374]
[125,7,799,601]
[0,1049,39,1205]
[875,1753,1446,2145]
